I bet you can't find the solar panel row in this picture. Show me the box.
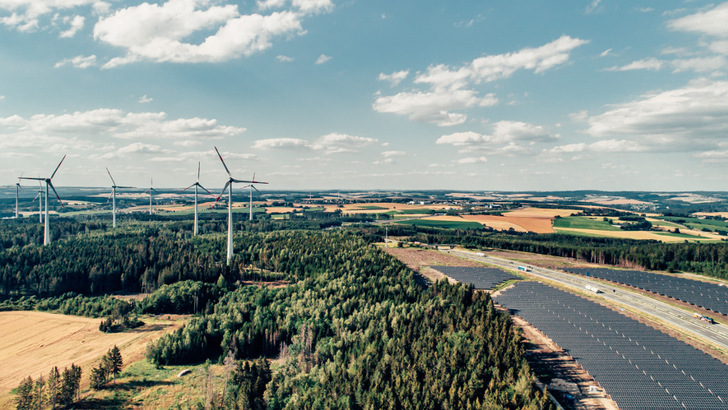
[495,281,728,410]
[430,266,519,290]
[564,267,728,316]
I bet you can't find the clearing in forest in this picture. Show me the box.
[0,311,182,398]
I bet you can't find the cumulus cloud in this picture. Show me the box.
[276,54,293,62]
[0,0,97,32]
[90,0,332,68]
[0,108,246,146]
[374,36,587,126]
[59,14,84,38]
[138,95,153,104]
[253,132,377,154]
[378,70,409,86]
[559,79,728,158]
[456,156,487,164]
[436,121,557,156]
[54,54,96,69]
[668,3,728,38]
[315,54,331,64]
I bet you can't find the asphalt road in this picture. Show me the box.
[445,249,728,352]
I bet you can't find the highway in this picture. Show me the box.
[444,249,728,352]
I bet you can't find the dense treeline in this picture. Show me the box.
[15,364,81,410]
[368,225,728,279]
[147,231,550,409]
[0,218,107,250]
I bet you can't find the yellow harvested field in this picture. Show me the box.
[0,311,181,393]
[321,202,461,214]
[553,228,715,243]
[504,207,579,218]
[461,215,554,233]
[265,206,302,213]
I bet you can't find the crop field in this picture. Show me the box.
[552,216,621,231]
[319,202,461,214]
[0,311,181,395]
[395,217,482,230]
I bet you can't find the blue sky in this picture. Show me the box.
[1,0,727,191]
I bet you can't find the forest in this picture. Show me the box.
[372,225,728,279]
[0,218,552,409]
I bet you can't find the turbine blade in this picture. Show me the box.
[33,192,41,201]
[179,183,195,193]
[197,161,201,182]
[18,177,44,181]
[252,185,260,192]
[48,181,64,207]
[197,183,213,196]
[214,146,232,177]
[107,191,113,203]
[211,180,230,209]
[50,155,66,179]
[106,167,117,186]
[118,186,135,189]
[231,178,254,184]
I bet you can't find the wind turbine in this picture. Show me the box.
[14,175,21,219]
[244,173,268,221]
[213,146,255,264]
[106,168,135,229]
[144,179,158,215]
[180,162,214,235]
[19,155,66,245]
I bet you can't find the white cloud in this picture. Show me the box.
[54,55,97,68]
[436,121,557,156]
[315,54,331,64]
[92,0,331,68]
[378,70,409,86]
[0,0,97,32]
[382,150,406,158]
[668,3,728,38]
[585,0,602,14]
[585,79,728,154]
[276,54,293,62]
[600,48,612,57]
[138,95,153,104]
[604,57,663,71]
[253,132,377,154]
[59,14,84,38]
[257,0,286,10]
[670,56,726,73]
[374,36,586,125]
[0,108,246,146]
[456,156,487,164]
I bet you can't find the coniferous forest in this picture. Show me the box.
[0,218,552,409]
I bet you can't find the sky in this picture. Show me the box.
[1,0,728,191]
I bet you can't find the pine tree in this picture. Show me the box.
[14,376,34,410]
[90,366,107,390]
[46,366,61,409]
[109,346,123,382]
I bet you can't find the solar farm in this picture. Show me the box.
[430,266,519,289]
[495,281,728,409]
[564,267,728,316]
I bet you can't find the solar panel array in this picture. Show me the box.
[495,281,728,410]
[430,266,519,290]
[564,267,728,315]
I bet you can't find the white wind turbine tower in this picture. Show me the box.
[144,179,158,215]
[213,146,255,264]
[180,162,213,235]
[14,175,21,219]
[106,168,135,229]
[244,173,268,221]
[19,155,66,245]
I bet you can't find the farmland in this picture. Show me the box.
[0,311,182,406]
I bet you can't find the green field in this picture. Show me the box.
[552,216,621,231]
[661,216,728,233]
[395,219,483,230]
